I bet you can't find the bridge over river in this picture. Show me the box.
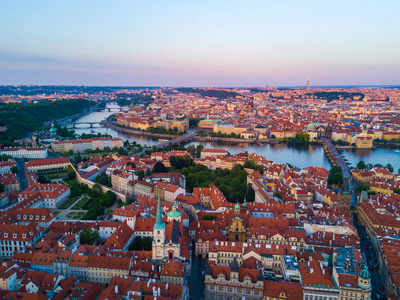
[157,130,197,148]
[323,138,355,208]
[68,121,105,128]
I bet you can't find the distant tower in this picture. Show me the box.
[305,74,310,89]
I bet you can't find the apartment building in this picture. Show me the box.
[0,173,20,194]
[87,255,131,284]
[0,160,16,175]
[52,137,123,153]
[25,157,70,175]
[111,169,135,195]
[204,262,264,300]
[18,184,70,209]
[1,146,48,159]
[0,223,44,258]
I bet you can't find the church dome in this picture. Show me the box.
[234,202,240,211]
[49,125,57,135]
[230,257,239,272]
[359,266,371,280]
[167,201,181,218]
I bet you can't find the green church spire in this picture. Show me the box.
[154,195,165,229]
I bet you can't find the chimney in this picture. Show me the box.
[157,287,161,296]
[115,285,119,294]
[310,268,314,274]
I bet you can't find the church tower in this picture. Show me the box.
[152,196,165,260]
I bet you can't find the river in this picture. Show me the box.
[67,102,160,147]
[69,103,400,171]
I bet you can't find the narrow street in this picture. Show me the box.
[16,159,28,191]
[189,254,207,300]
[353,215,386,299]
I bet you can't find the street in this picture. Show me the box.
[16,159,28,191]
[353,215,386,299]
[189,254,207,300]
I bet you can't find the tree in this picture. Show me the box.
[356,161,366,170]
[366,163,373,170]
[11,166,19,174]
[174,158,187,170]
[153,161,167,173]
[38,174,48,184]
[126,162,136,168]
[186,145,196,156]
[196,144,204,157]
[136,170,144,180]
[274,192,282,199]
[271,135,276,139]
[92,183,103,195]
[80,228,100,245]
[101,190,117,207]
[117,147,127,155]
[74,152,82,164]
[129,236,143,250]
[67,165,76,180]
[202,215,216,220]
[295,132,310,143]
[0,154,12,161]
[386,163,394,173]
[328,166,342,185]
[0,183,4,193]
[357,181,370,193]
[129,236,152,251]
[169,156,177,168]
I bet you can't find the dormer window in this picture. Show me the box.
[36,215,40,220]
[22,233,27,239]
[4,233,9,238]
[13,233,17,238]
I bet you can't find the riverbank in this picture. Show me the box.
[108,123,179,140]
[374,142,400,149]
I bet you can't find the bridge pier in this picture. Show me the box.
[90,123,93,128]
[72,123,76,129]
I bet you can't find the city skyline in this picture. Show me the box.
[1,0,400,86]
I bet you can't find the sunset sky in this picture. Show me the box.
[1,0,399,86]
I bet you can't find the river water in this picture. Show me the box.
[69,103,400,170]
[67,103,160,147]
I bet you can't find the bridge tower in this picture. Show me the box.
[338,178,351,210]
